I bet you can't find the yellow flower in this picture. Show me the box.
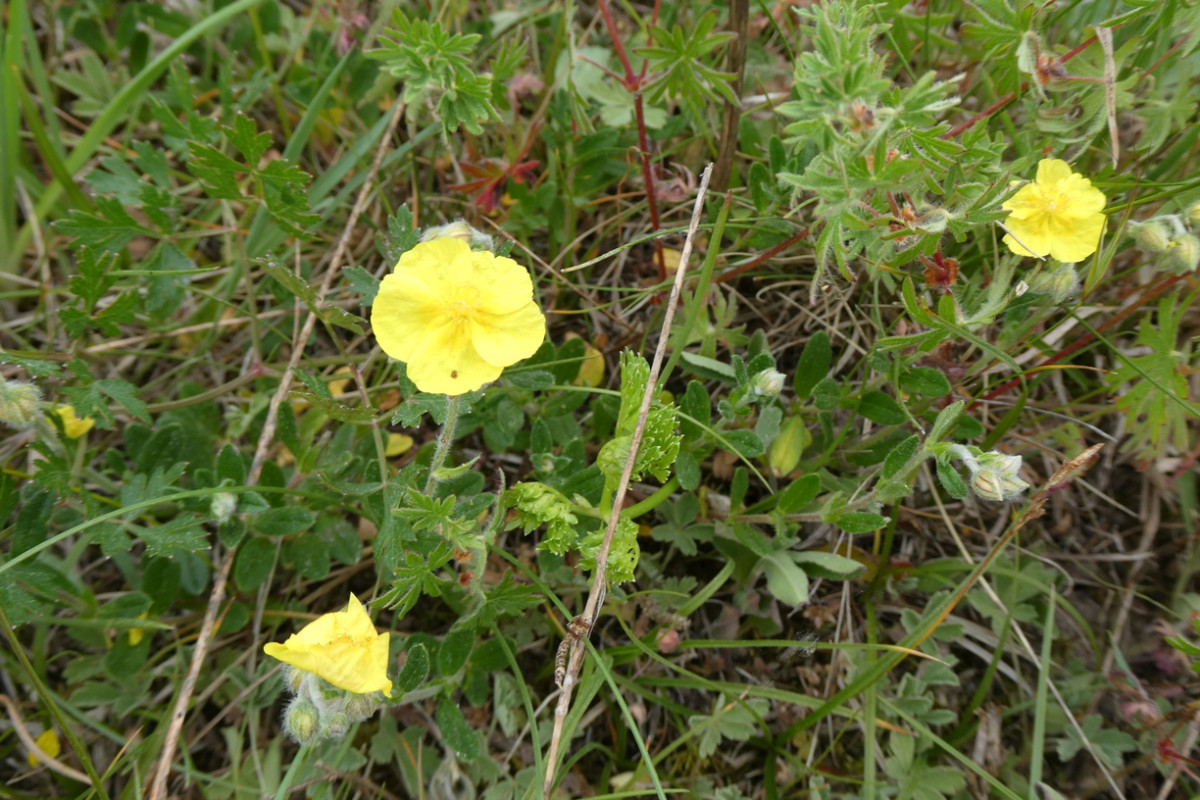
[53,405,95,438]
[263,594,393,696]
[371,238,545,396]
[27,728,60,767]
[1002,159,1106,262]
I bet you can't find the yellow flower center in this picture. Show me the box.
[443,287,482,323]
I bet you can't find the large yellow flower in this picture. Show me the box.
[263,594,393,696]
[371,238,546,395]
[1002,158,1106,262]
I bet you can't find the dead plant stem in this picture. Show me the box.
[144,99,408,800]
[541,163,713,797]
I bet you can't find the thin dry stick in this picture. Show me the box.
[541,164,713,797]
[145,99,408,800]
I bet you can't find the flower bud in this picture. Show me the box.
[917,207,952,234]
[1027,262,1078,303]
[768,416,810,477]
[751,368,786,399]
[211,492,238,524]
[284,699,319,744]
[966,451,1029,502]
[319,711,350,739]
[420,220,495,251]
[1165,235,1200,274]
[0,379,41,430]
[1187,202,1200,229]
[1135,219,1172,253]
[342,692,381,721]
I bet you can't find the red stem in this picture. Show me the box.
[596,0,666,280]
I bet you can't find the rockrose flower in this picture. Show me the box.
[1002,158,1106,262]
[371,238,545,395]
[263,594,393,696]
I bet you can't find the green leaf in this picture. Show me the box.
[282,535,330,581]
[794,331,831,400]
[96,378,151,424]
[812,377,840,411]
[793,550,865,579]
[690,694,770,760]
[858,390,905,425]
[900,366,952,396]
[253,507,317,537]
[675,450,701,491]
[436,697,480,761]
[936,459,969,499]
[777,474,821,513]
[759,550,810,606]
[882,434,921,480]
[437,628,476,676]
[831,512,888,533]
[721,430,765,458]
[679,380,711,440]
[397,642,430,693]
[235,537,275,591]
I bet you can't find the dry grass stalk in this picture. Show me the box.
[145,100,409,800]
[541,164,714,797]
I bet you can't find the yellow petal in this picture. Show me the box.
[53,406,95,439]
[385,433,414,456]
[370,238,546,395]
[263,594,392,696]
[28,729,61,767]
[469,302,546,367]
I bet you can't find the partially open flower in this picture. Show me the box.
[371,238,546,396]
[52,406,95,438]
[264,594,393,696]
[1002,159,1106,262]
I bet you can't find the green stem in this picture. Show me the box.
[621,476,679,519]
[424,394,461,495]
[273,742,312,800]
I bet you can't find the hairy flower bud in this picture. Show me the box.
[1187,202,1200,229]
[0,380,42,430]
[1165,234,1200,274]
[751,368,786,399]
[211,492,238,524]
[319,711,350,739]
[1134,219,1171,253]
[284,699,318,744]
[1027,262,1079,303]
[419,220,495,251]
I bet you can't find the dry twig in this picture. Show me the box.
[541,164,714,797]
[144,100,408,800]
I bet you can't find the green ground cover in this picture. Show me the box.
[2,1,1200,798]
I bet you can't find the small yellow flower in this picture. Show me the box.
[1002,158,1106,262]
[27,728,60,767]
[264,594,393,696]
[53,406,95,439]
[371,238,546,396]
